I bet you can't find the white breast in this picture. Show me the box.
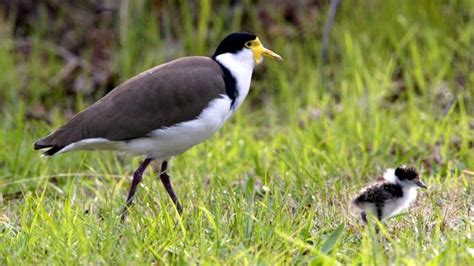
[214,50,254,111]
[382,187,418,219]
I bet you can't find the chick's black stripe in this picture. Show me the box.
[215,62,238,109]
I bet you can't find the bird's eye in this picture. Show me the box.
[245,41,252,48]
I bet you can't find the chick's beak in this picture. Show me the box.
[415,180,427,189]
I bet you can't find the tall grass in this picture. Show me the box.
[0,0,473,264]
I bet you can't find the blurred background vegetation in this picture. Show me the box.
[2,0,471,115]
[0,0,473,264]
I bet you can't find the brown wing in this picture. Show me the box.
[34,56,226,150]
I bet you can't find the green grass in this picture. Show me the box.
[1,0,473,264]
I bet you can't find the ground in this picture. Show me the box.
[0,1,473,264]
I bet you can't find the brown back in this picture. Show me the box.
[35,56,227,147]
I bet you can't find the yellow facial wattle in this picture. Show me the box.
[246,37,283,64]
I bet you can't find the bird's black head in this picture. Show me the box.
[395,165,427,189]
[212,32,282,64]
[212,32,257,58]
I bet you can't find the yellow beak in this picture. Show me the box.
[251,37,283,63]
[261,47,283,61]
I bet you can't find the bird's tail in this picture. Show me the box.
[34,139,65,156]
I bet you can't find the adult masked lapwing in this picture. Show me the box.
[352,165,427,223]
[34,32,282,217]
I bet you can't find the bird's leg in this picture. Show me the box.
[374,204,384,234]
[159,160,183,214]
[121,158,153,220]
[375,203,383,220]
[361,211,368,223]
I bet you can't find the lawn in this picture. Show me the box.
[0,0,473,264]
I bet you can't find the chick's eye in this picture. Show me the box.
[245,41,252,48]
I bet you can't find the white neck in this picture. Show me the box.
[401,185,418,208]
[215,50,255,110]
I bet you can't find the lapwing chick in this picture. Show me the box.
[33,32,282,218]
[352,165,427,223]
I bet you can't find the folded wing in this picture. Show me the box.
[34,57,227,155]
